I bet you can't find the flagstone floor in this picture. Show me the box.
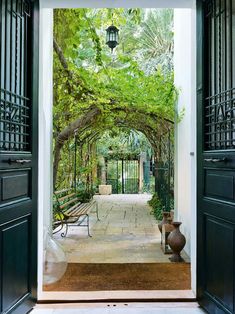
[53,194,190,263]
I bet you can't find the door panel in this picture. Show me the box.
[1,217,30,312]
[197,0,235,313]
[204,170,234,201]
[205,217,234,312]
[0,169,31,204]
[0,0,39,313]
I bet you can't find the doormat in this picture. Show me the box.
[43,263,191,291]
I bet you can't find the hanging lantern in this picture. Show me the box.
[106,25,119,52]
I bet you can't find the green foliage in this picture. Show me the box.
[54,140,75,189]
[141,176,155,194]
[53,8,176,189]
[148,193,163,221]
[97,129,153,160]
[53,8,176,129]
[76,189,94,203]
[75,180,96,202]
[137,9,174,75]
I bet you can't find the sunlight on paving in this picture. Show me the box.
[53,194,190,263]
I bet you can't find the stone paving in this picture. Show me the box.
[34,302,205,314]
[32,306,205,314]
[54,194,189,263]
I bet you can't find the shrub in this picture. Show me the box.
[148,192,163,221]
[76,187,96,202]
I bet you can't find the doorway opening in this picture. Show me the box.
[38,1,196,302]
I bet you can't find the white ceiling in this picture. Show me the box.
[40,0,195,9]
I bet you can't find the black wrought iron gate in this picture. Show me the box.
[197,1,235,313]
[154,132,174,210]
[106,159,139,194]
[0,1,39,313]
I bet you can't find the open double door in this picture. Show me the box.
[0,0,235,313]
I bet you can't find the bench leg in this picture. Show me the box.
[53,222,64,235]
[61,223,68,238]
[96,202,100,221]
[86,214,92,237]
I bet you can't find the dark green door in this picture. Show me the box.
[197,0,235,313]
[0,1,39,313]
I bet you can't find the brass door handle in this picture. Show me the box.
[7,159,31,165]
[204,158,227,163]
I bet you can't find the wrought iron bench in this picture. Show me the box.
[53,189,99,238]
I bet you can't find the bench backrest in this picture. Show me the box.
[53,189,80,221]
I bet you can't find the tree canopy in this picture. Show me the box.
[53,8,177,188]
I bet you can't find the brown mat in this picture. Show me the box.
[44,263,191,291]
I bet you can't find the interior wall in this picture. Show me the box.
[174,6,197,293]
[38,7,54,299]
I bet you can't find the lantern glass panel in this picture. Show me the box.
[106,25,119,50]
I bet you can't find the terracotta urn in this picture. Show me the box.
[167,217,173,225]
[167,222,186,262]
[158,212,170,233]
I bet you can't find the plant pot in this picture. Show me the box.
[167,217,173,225]
[167,222,186,262]
[98,185,112,195]
[158,212,170,233]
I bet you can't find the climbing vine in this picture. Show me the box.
[53,8,177,190]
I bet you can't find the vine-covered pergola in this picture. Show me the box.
[53,98,174,185]
[53,8,177,208]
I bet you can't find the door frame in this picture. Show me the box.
[196,0,204,304]
[37,0,197,301]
